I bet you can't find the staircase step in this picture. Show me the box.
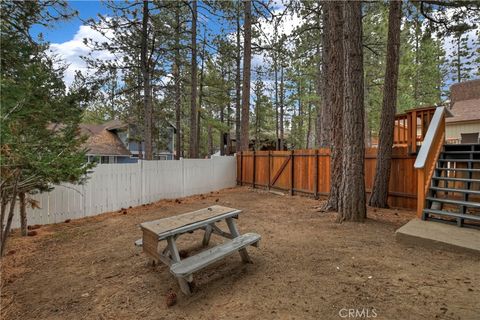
[426,197,480,209]
[430,186,480,196]
[423,209,480,222]
[444,143,480,147]
[432,176,480,183]
[435,167,480,172]
[438,159,480,163]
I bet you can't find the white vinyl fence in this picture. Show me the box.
[12,156,236,228]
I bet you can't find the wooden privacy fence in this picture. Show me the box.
[237,147,417,210]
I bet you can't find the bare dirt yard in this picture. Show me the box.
[1,187,479,320]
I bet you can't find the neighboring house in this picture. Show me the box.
[82,120,176,163]
[446,79,480,144]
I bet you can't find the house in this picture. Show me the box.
[446,79,480,144]
[82,119,176,164]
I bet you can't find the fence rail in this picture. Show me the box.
[12,156,236,228]
[237,147,417,209]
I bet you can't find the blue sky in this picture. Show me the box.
[31,1,110,43]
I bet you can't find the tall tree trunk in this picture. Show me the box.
[220,102,225,156]
[240,0,252,151]
[197,33,206,154]
[226,91,232,155]
[297,81,304,149]
[274,57,279,150]
[414,11,420,103]
[338,0,366,222]
[321,1,345,211]
[0,197,7,241]
[19,192,27,236]
[255,93,260,150]
[279,65,285,150]
[1,197,17,256]
[364,109,371,147]
[174,3,182,160]
[307,103,312,149]
[1,177,18,256]
[189,0,198,158]
[315,44,324,147]
[456,34,461,82]
[317,7,329,147]
[306,83,313,149]
[369,0,402,208]
[141,0,153,160]
[274,22,280,150]
[207,124,213,157]
[235,4,242,152]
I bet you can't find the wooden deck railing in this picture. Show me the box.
[394,106,436,154]
[413,106,449,217]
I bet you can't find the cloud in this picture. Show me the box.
[49,24,115,86]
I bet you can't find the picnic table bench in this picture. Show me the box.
[136,205,261,295]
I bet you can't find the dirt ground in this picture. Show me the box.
[1,187,479,320]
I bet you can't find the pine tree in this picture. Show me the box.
[1,1,91,254]
[240,0,252,152]
[369,0,402,208]
[321,1,344,212]
[339,0,366,222]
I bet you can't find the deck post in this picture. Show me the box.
[239,152,243,186]
[411,110,417,154]
[267,151,271,190]
[290,150,294,196]
[252,151,256,188]
[314,149,319,199]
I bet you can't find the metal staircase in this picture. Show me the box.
[422,143,480,227]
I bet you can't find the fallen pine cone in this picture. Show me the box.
[64,219,71,223]
[27,230,38,237]
[165,289,177,307]
[215,198,219,202]
[28,224,41,230]
[7,250,16,256]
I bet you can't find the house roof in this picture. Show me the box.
[446,98,480,124]
[104,119,129,131]
[450,79,480,103]
[80,123,131,156]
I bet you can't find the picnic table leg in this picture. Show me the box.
[167,236,192,295]
[202,224,213,247]
[225,217,252,263]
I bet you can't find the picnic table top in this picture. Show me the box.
[140,205,241,238]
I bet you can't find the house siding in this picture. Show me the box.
[446,121,480,142]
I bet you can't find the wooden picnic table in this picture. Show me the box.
[137,205,260,295]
